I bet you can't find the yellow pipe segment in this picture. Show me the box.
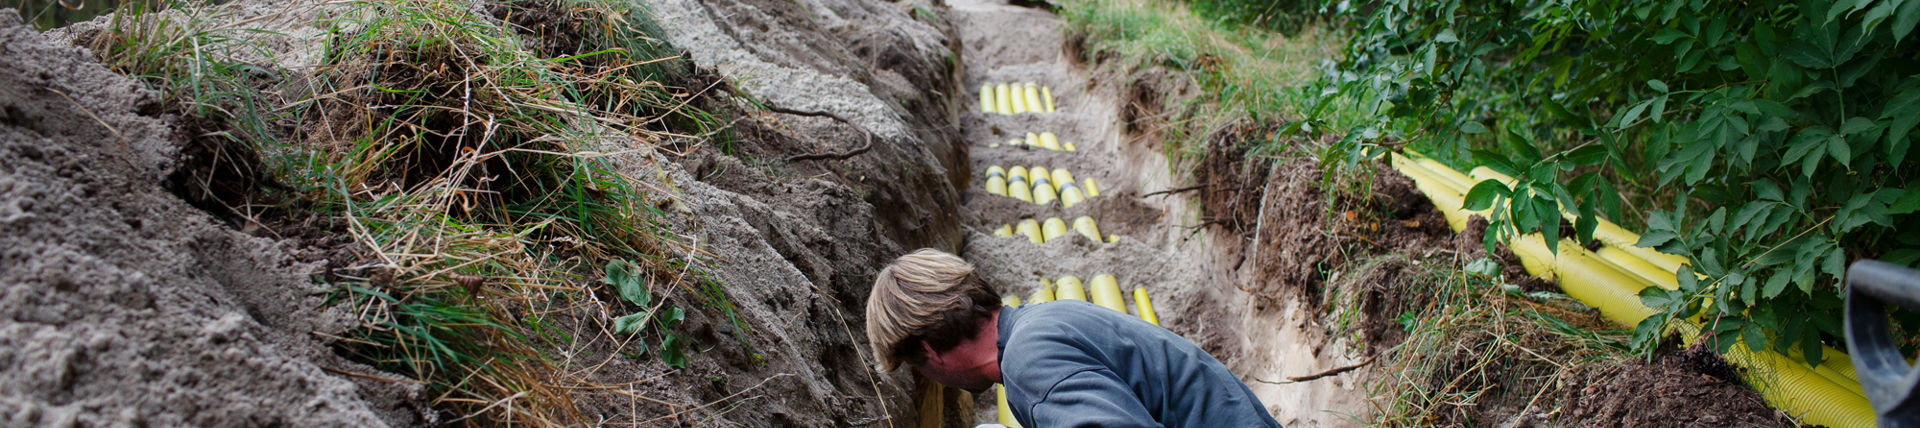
[993,224,1013,237]
[1003,295,1023,308]
[1064,141,1076,152]
[1084,178,1100,197]
[1010,83,1028,114]
[1050,169,1074,188]
[1464,166,1691,272]
[1008,166,1028,182]
[1025,132,1041,149]
[1042,86,1056,112]
[1008,177,1033,202]
[986,176,1007,196]
[1041,217,1069,241]
[1041,132,1062,151]
[1388,152,1873,428]
[1133,287,1160,325]
[980,84,995,114]
[1024,83,1044,114]
[1029,166,1050,185]
[1054,276,1087,301]
[1032,179,1059,206]
[1059,184,1087,208]
[995,83,1014,115]
[1089,274,1126,313]
[1016,219,1044,243]
[1072,216,1101,242]
[1029,282,1054,304]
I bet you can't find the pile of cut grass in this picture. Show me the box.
[82,0,738,423]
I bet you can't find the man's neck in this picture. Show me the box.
[982,308,1002,384]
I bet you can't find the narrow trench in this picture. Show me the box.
[945,1,1371,426]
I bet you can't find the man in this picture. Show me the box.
[866,249,1282,427]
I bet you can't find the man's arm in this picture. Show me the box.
[1025,368,1157,428]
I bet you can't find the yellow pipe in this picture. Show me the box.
[1108,234,1119,243]
[1033,180,1059,206]
[1064,141,1076,152]
[1055,276,1087,301]
[1390,152,1873,428]
[1008,177,1033,202]
[1051,169,1075,188]
[987,165,1005,178]
[1059,185,1086,208]
[1134,287,1160,325]
[1008,166,1028,182]
[993,224,1013,237]
[1072,216,1101,242]
[1041,132,1062,151]
[1089,274,1126,313]
[995,83,1014,115]
[1025,132,1041,149]
[986,175,1007,196]
[1024,83,1043,114]
[1029,281,1055,304]
[1003,295,1023,308]
[1030,166,1050,185]
[1016,219,1043,243]
[1084,178,1100,197]
[1042,86,1056,112]
[1464,166,1690,272]
[996,384,1022,427]
[1010,83,1028,114]
[1041,217,1069,241]
[980,84,995,114]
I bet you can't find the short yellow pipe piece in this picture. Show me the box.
[1041,132,1061,151]
[1010,83,1028,114]
[1016,219,1044,243]
[1050,169,1074,188]
[1025,132,1041,149]
[1108,234,1119,243]
[980,84,995,114]
[987,165,1005,178]
[1064,141,1076,152]
[1072,216,1101,242]
[993,224,1013,237]
[986,175,1007,196]
[1008,166,1028,182]
[1002,295,1023,308]
[1029,282,1054,304]
[1042,86,1056,112]
[995,83,1013,115]
[1029,166,1050,185]
[1041,217,1069,241]
[1024,83,1043,114]
[1054,276,1087,301]
[1133,287,1160,325]
[1084,178,1100,197]
[1033,180,1059,206]
[1089,274,1126,313]
[996,384,1022,427]
[1009,178,1033,202]
[1059,185,1086,208]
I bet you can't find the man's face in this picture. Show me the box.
[912,348,995,392]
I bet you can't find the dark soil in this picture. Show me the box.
[1559,346,1795,427]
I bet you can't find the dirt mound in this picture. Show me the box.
[1558,348,1795,427]
[0,10,421,427]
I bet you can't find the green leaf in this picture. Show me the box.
[1896,0,1920,40]
[1567,145,1609,165]
[1435,29,1460,43]
[661,306,686,328]
[1781,42,1833,69]
[613,312,649,335]
[1764,272,1791,298]
[1753,179,1785,201]
[1463,180,1510,211]
[1651,28,1691,44]
[1883,88,1920,157]
[1460,121,1490,134]
[660,334,688,368]
[1648,79,1669,93]
[1829,132,1853,167]
[1891,187,1920,214]
[1637,230,1678,248]
[1801,328,1825,366]
[1618,101,1651,126]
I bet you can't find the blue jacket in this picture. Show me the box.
[996,300,1284,427]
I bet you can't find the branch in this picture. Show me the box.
[772,106,875,162]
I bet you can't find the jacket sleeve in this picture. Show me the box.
[1028,368,1158,428]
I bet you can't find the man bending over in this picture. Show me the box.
[865,249,1283,427]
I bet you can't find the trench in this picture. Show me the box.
[942,1,1371,426]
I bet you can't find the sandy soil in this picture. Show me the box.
[0,10,424,426]
[945,1,1373,426]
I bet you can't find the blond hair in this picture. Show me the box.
[865,249,1000,371]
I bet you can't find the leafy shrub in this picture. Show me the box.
[1307,0,1920,365]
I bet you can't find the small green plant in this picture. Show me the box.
[601,259,689,368]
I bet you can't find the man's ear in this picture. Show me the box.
[918,340,943,365]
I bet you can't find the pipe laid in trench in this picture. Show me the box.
[1388,153,1874,428]
[1089,274,1126,313]
[1055,276,1088,301]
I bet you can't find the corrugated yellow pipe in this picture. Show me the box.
[1010,83,1028,114]
[1024,83,1044,114]
[1055,276,1087,301]
[1089,274,1126,313]
[1042,86,1056,112]
[1024,132,1041,149]
[1016,219,1043,243]
[980,84,995,114]
[1072,216,1101,242]
[995,83,1014,115]
[1051,169,1074,187]
[1059,184,1086,208]
[1029,282,1054,304]
[1041,218,1069,241]
[1134,287,1159,325]
[1041,132,1061,151]
[1084,178,1100,197]
[1389,153,1874,428]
